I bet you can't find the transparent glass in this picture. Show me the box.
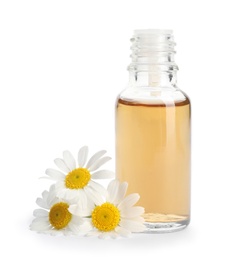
[115,29,191,233]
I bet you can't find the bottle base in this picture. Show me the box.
[142,213,190,233]
[144,220,189,233]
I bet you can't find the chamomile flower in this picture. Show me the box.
[43,146,114,205]
[69,179,146,238]
[30,185,91,235]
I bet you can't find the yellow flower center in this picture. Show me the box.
[49,202,72,230]
[65,168,91,189]
[91,202,120,232]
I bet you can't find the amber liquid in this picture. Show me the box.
[116,97,191,230]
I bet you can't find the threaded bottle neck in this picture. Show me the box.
[128,29,178,87]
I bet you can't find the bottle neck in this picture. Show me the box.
[129,70,177,87]
[128,29,178,88]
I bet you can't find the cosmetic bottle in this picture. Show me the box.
[115,29,191,233]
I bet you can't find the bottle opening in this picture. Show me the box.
[133,29,173,36]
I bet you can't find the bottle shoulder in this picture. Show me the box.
[117,86,190,106]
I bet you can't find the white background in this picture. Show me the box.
[0,0,231,259]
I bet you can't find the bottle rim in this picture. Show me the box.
[133,29,173,36]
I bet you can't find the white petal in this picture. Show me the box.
[91,170,115,180]
[88,156,111,172]
[41,190,49,200]
[54,182,66,199]
[98,232,109,239]
[54,158,70,173]
[56,188,68,199]
[69,189,86,203]
[120,206,145,218]
[49,229,61,236]
[31,217,48,224]
[47,185,59,207]
[45,168,66,181]
[119,219,146,232]
[78,146,88,167]
[86,150,106,169]
[85,230,99,237]
[109,231,118,239]
[118,193,140,211]
[63,229,73,236]
[48,184,57,194]
[76,189,88,208]
[89,180,107,197]
[69,204,92,217]
[55,181,65,190]
[84,185,104,205]
[67,193,84,205]
[37,187,57,209]
[63,150,76,170]
[68,204,79,215]
[57,188,78,200]
[69,189,81,200]
[78,221,93,234]
[68,222,81,234]
[114,181,128,204]
[30,218,50,231]
[70,215,84,226]
[33,209,48,217]
[70,215,83,225]
[115,226,131,237]
[36,198,49,209]
[106,179,119,203]
[62,230,71,236]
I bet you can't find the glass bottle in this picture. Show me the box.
[115,29,191,233]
